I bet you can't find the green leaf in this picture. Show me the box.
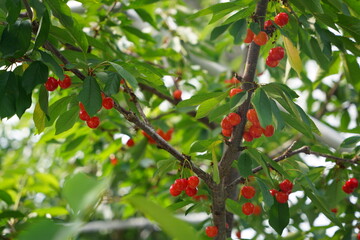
[269,199,290,235]
[135,8,157,29]
[17,219,81,240]
[39,51,65,80]
[0,71,17,118]
[39,85,49,117]
[34,10,50,50]
[229,19,247,44]
[16,77,32,118]
[302,186,343,229]
[0,190,14,205]
[190,139,221,153]
[97,71,121,96]
[342,54,360,89]
[247,149,274,186]
[62,173,110,217]
[166,200,193,211]
[237,151,253,178]
[126,195,198,240]
[222,6,255,25]
[340,136,360,148]
[177,92,225,108]
[0,20,32,58]
[5,0,21,24]
[55,107,78,135]
[256,178,274,208]
[281,111,314,138]
[29,0,46,18]
[154,159,177,177]
[309,37,330,70]
[230,90,248,110]
[33,207,68,217]
[208,103,230,122]
[109,62,138,90]
[196,92,228,119]
[77,76,102,116]
[336,14,360,42]
[269,99,285,130]
[22,61,49,94]
[45,0,88,52]
[46,95,73,126]
[210,23,231,41]
[283,36,303,75]
[123,26,155,42]
[33,103,46,134]
[226,198,243,217]
[252,88,272,127]
[190,1,252,19]
[260,152,291,179]
[0,210,25,220]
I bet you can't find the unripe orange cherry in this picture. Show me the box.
[253,31,268,46]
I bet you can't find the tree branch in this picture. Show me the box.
[227,145,359,189]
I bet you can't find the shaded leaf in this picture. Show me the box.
[269,199,289,235]
[77,76,102,116]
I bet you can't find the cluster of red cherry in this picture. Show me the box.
[241,186,262,216]
[243,109,274,141]
[342,177,358,194]
[78,93,114,129]
[169,176,200,197]
[221,113,242,137]
[45,75,72,91]
[266,46,285,68]
[269,179,294,204]
[142,128,174,144]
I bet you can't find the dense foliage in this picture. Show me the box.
[0,0,359,239]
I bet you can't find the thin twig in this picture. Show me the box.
[22,0,33,20]
[123,81,150,125]
[227,145,359,189]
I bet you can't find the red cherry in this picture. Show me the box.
[163,129,173,141]
[229,88,243,98]
[192,194,208,201]
[174,178,188,191]
[221,117,233,129]
[79,102,85,110]
[346,178,358,189]
[185,186,197,197]
[205,226,218,238]
[242,202,254,215]
[86,116,100,129]
[263,125,274,137]
[269,189,278,196]
[279,179,293,193]
[79,110,90,121]
[246,109,259,123]
[274,12,289,27]
[110,156,118,165]
[357,232,360,240]
[126,138,135,147]
[102,97,114,110]
[342,184,353,194]
[266,57,280,68]
[173,89,182,100]
[243,131,253,142]
[45,77,58,91]
[241,186,256,199]
[228,113,241,126]
[187,176,200,189]
[224,77,240,85]
[264,20,273,28]
[253,31,268,46]
[253,205,262,216]
[330,208,338,214]
[249,125,263,139]
[222,128,233,137]
[275,192,289,203]
[244,29,255,43]
[169,184,182,196]
[58,75,72,89]
[236,231,241,239]
[269,47,285,61]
